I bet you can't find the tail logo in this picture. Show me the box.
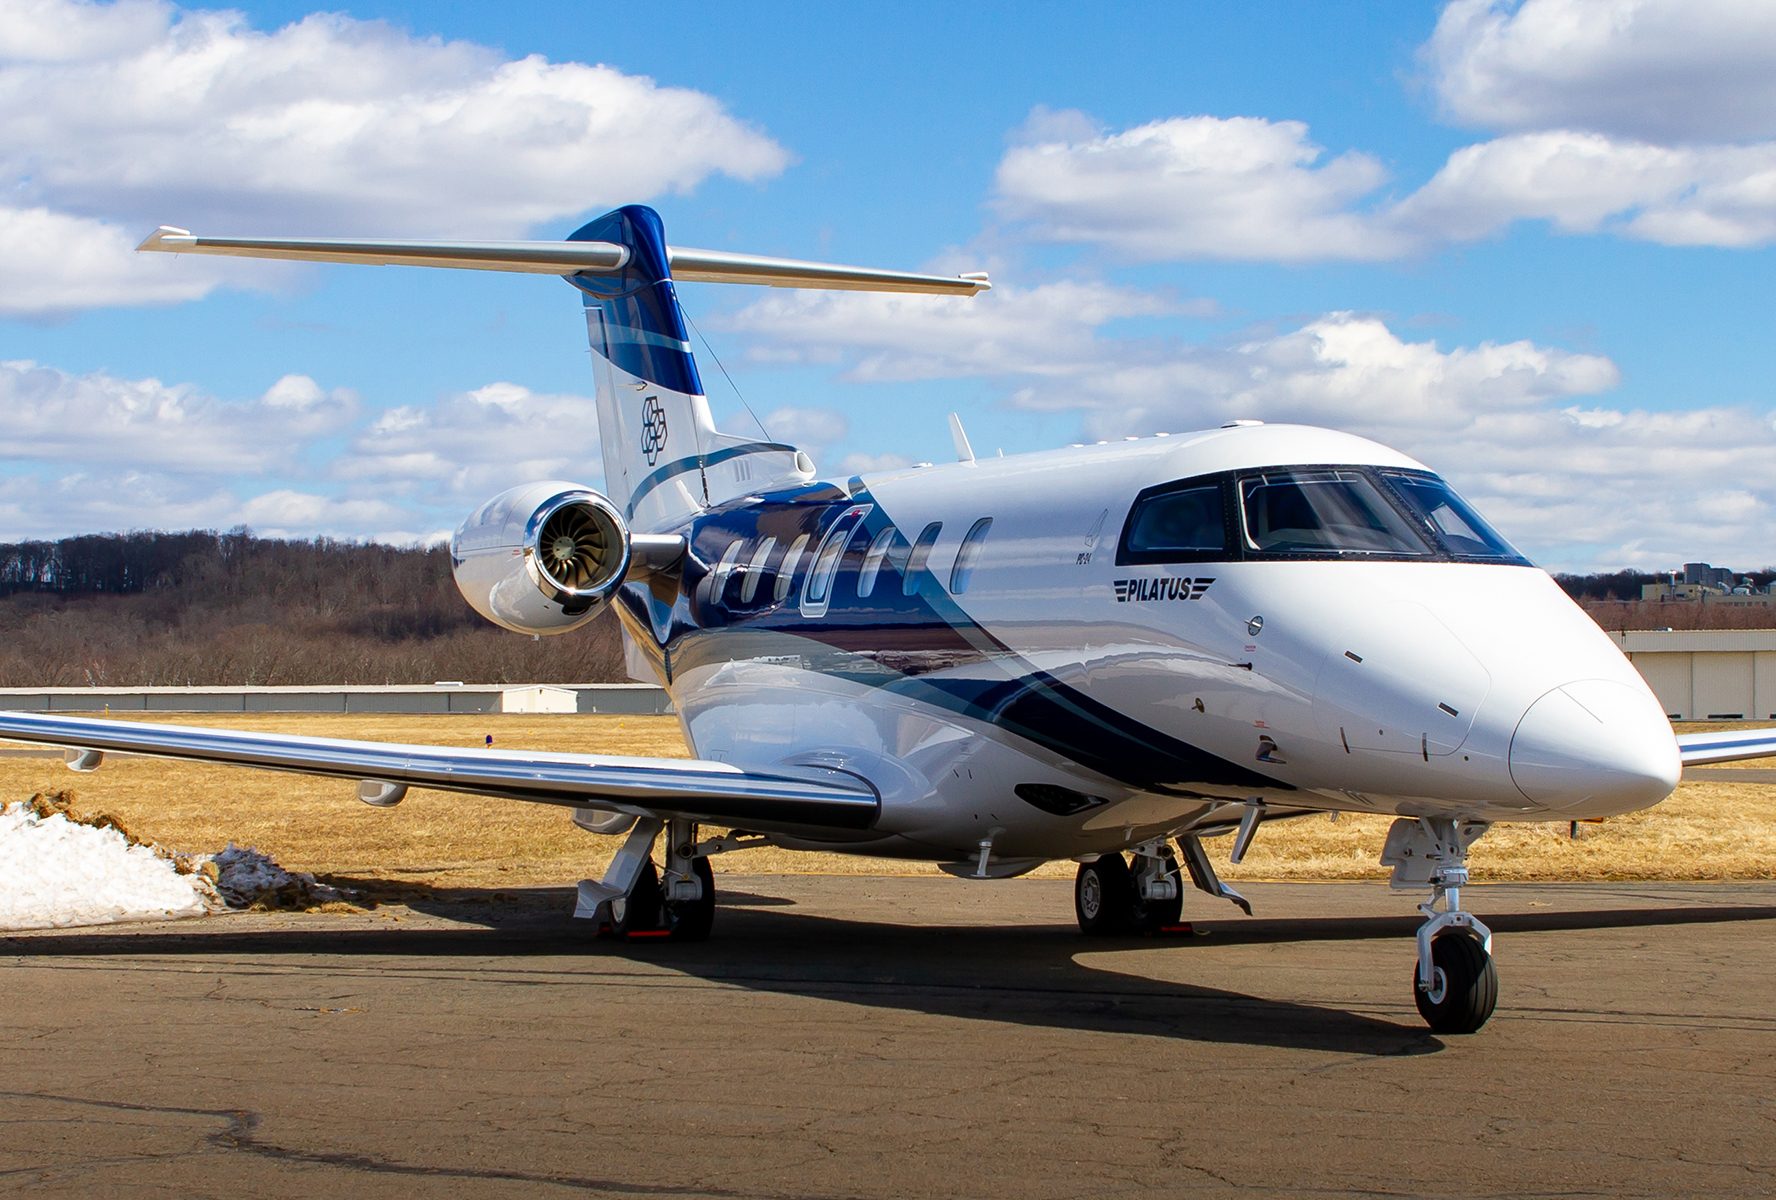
[640,396,669,466]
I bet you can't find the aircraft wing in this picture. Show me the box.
[0,711,878,834]
[1676,728,1776,767]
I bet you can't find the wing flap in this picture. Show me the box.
[1677,727,1776,767]
[0,711,877,833]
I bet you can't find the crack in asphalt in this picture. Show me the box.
[0,1090,868,1199]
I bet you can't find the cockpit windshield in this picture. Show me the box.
[1378,470,1524,561]
[1116,464,1533,566]
[1240,469,1428,556]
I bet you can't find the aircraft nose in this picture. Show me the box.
[1509,680,1681,814]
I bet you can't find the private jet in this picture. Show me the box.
[4,204,1771,1033]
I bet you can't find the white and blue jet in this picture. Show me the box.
[5,205,1772,1033]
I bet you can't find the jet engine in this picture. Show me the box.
[451,481,631,636]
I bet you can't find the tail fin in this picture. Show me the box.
[567,205,801,530]
[137,208,989,529]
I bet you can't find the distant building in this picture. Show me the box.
[1641,562,1775,606]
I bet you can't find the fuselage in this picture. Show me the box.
[614,422,1679,869]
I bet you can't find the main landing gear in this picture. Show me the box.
[1075,841,1184,935]
[1382,817,1497,1034]
[575,816,720,942]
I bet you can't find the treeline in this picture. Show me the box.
[0,530,625,687]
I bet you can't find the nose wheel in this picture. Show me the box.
[1383,817,1497,1033]
[1414,928,1497,1033]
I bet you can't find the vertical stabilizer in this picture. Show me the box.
[567,206,805,530]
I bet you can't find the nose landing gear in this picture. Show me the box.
[1383,817,1497,1033]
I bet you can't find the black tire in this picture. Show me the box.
[1131,848,1184,933]
[608,859,662,937]
[1413,931,1498,1034]
[1075,853,1136,935]
[664,857,716,942]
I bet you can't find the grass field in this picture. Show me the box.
[3,712,1774,891]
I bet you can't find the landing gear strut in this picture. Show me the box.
[575,816,716,942]
[1382,817,1497,1034]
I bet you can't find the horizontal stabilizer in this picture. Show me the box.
[138,227,990,294]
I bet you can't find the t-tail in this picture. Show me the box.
[138,206,989,530]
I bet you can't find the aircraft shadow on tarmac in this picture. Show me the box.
[12,882,1776,1057]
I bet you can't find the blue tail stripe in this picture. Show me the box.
[566,205,704,397]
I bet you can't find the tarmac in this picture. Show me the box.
[3,876,1775,1199]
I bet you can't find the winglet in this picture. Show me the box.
[138,226,194,252]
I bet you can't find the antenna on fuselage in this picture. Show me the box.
[948,413,976,464]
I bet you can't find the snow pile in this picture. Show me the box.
[0,793,351,931]
[0,798,213,929]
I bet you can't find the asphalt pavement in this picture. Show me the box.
[4,877,1775,1199]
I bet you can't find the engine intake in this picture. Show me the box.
[451,481,631,636]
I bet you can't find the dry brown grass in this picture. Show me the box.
[2,713,1772,889]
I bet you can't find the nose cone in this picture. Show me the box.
[1509,680,1681,814]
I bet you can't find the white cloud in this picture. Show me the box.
[1425,0,1776,142]
[0,0,790,314]
[730,285,1776,571]
[992,107,1776,257]
[337,381,605,504]
[726,280,1187,380]
[0,360,357,472]
[0,206,257,317]
[1395,131,1776,247]
[993,112,1409,262]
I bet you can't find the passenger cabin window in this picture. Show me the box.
[857,527,896,599]
[708,541,743,603]
[1123,485,1225,562]
[1240,470,1428,557]
[801,504,872,617]
[1379,471,1523,560]
[739,536,776,604]
[950,518,993,593]
[774,533,811,603]
[903,522,942,596]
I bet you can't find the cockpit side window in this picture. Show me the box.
[1121,483,1227,563]
[1239,470,1430,557]
[1378,470,1526,562]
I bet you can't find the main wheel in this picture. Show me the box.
[664,857,715,942]
[1131,848,1184,933]
[1075,853,1136,935]
[1413,932,1498,1033]
[607,859,663,937]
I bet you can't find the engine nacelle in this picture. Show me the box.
[451,481,631,636]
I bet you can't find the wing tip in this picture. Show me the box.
[138,226,194,253]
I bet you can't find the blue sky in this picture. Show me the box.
[3,0,1774,571]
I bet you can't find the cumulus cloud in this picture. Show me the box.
[0,362,606,543]
[726,280,1191,380]
[337,381,605,506]
[1425,0,1776,142]
[994,112,1408,262]
[731,286,1776,571]
[992,106,1776,257]
[0,0,790,314]
[0,360,357,472]
[1393,132,1776,247]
